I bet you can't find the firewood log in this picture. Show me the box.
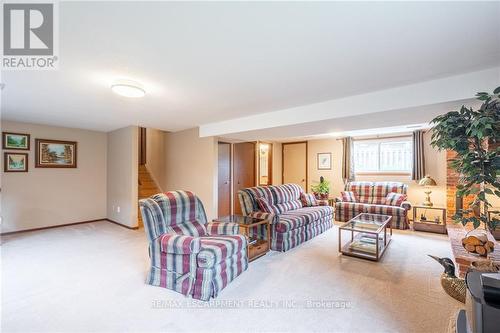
[465,243,477,252]
[475,245,486,256]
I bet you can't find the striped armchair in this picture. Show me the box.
[335,182,411,229]
[139,190,248,301]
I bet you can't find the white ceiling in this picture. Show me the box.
[1,1,500,133]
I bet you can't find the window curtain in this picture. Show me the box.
[412,130,425,181]
[342,136,354,184]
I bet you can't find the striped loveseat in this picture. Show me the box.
[238,184,334,252]
[139,190,248,301]
[335,182,411,229]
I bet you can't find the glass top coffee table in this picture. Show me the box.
[338,213,392,261]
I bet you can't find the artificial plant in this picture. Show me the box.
[311,176,331,195]
[430,86,500,230]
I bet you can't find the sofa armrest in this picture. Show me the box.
[335,197,343,203]
[400,201,412,211]
[206,222,239,236]
[158,234,201,254]
[248,211,277,224]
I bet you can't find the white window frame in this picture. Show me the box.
[353,136,412,176]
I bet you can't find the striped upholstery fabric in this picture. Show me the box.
[205,221,239,235]
[238,184,333,252]
[139,190,248,301]
[385,192,407,206]
[300,192,318,207]
[257,197,281,214]
[341,191,357,202]
[197,235,246,268]
[335,182,410,229]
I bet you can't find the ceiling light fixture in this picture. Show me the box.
[111,79,145,98]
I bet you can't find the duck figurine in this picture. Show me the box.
[428,255,466,303]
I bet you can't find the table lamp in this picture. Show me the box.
[418,175,437,207]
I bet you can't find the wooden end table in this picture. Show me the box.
[338,213,392,261]
[212,215,270,262]
[412,206,447,234]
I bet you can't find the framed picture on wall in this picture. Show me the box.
[35,139,77,168]
[2,132,30,150]
[317,152,332,170]
[4,152,28,172]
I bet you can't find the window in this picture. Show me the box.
[353,137,412,174]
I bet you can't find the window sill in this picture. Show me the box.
[355,172,411,176]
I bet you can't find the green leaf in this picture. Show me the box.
[494,86,500,94]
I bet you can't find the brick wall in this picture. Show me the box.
[446,150,476,224]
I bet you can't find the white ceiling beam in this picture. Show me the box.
[199,67,500,137]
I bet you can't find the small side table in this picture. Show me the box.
[212,215,270,262]
[412,206,447,234]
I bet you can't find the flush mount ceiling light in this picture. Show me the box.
[111,79,145,98]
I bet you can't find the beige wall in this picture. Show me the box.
[146,127,166,190]
[307,138,345,196]
[1,121,107,233]
[163,128,218,220]
[303,132,446,216]
[107,126,138,228]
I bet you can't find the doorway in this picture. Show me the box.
[138,127,146,165]
[217,142,232,217]
[233,142,256,214]
[282,141,308,191]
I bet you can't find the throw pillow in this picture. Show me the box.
[300,192,318,207]
[257,197,281,215]
[385,192,407,206]
[341,191,357,202]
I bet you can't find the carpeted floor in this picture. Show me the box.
[1,221,463,332]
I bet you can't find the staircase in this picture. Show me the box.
[138,165,162,227]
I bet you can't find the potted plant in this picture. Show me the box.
[311,176,330,200]
[430,86,500,253]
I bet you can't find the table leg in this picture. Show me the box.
[338,227,341,253]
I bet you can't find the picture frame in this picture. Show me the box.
[35,139,77,168]
[4,152,28,172]
[317,152,332,170]
[2,132,30,150]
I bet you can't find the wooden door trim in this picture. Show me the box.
[282,141,308,191]
[218,141,232,217]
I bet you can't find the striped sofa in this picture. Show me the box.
[238,184,334,252]
[139,190,248,301]
[335,182,411,229]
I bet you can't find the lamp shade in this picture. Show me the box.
[418,175,437,186]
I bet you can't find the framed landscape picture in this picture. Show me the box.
[2,132,30,150]
[317,152,332,170]
[35,139,77,168]
[4,153,28,172]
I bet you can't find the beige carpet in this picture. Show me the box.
[1,221,463,332]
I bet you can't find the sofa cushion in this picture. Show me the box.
[364,204,406,217]
[166,220,207,237]
[257,197,281,215]
[275,200,303,213]
[276,206,333,232]
[341,191,357,202]
[345,181,408,204]
[197,235,246,268]
[300,192,318,207]
[385,192,407,206]
[270,184,302,204]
